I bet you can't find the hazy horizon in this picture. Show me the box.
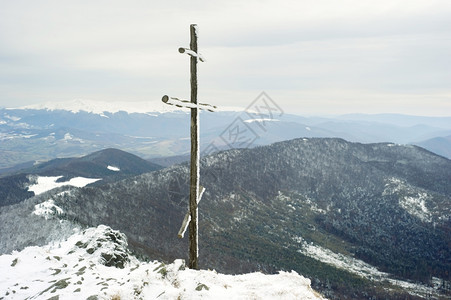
[1,0,450,116]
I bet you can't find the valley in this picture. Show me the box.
[1,104,451,172]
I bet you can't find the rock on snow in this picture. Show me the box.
[0,225,325,299]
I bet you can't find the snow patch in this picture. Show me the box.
[383,177,432,222]
[297,237,386,281]
[295,237,441,298]
[107,165,120,172]
[244,118,279,123]
[5,114,21,121]
[33,199,64,220]
[304,197,326,214]
[399,193,431,222]
[0,132,38,140]
[63,133,73,140]
[28,176,101,195]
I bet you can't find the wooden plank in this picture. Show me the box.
[178,47,206,62]
[178,186,205,238]
[162,95,217,112]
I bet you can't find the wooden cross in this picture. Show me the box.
[162,24,216,270]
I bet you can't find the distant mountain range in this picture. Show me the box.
[416,135,451,160]
[2,139,449,299]
[1,102,450,171]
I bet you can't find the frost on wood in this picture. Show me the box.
[178,47,206,62]
[162,95,216,111]
[178,186,205,238]
[161,23,216,269]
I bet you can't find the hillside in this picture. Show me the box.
[0,148,162,207]
[415,135,451,159]
[2,138,449,299]
[22,148,162,178]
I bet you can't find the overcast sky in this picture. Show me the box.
[0,0,450,116]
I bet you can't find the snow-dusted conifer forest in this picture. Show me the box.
[1,138,450,299]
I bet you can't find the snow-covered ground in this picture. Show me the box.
[383,177,435,223]
[0,225,325,300]
[33,199,64,220]
[399,193,431,222]
[296,237,387,281]
[295,237,444,299]
[28,176,101,195]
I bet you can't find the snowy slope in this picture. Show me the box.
[0,225,325,300]
[28,175,101,196]
[294,237,443,299]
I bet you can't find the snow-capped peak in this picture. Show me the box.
[18,99,179,114]
[15,99,246,115]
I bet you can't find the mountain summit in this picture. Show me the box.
[0,225,324,299]
[0,148,162,207]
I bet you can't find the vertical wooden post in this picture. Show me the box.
[163,24,215,270]
[188,24,199,270]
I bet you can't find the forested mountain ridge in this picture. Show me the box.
[0,148,162,207]
[20,148,163,178]
[1,138,449,299]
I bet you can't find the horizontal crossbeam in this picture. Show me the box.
[178,47,206,62]
[162,95,217,112]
